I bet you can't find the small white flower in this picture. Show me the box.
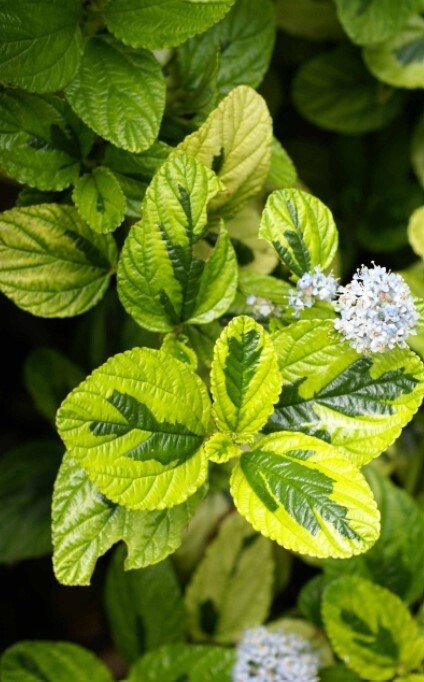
[232,626,320,682]
[246,295,281,319]
[334,263,418,353]
[289,266,338,316]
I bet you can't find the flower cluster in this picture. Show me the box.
[334,264,418,353]
[289,266,338,316]
[246,295,282,320]
[232,626,320,682]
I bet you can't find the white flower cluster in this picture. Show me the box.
[334,264,418,353]
[246,295,282,319]
[232,626,320,682]
[289,266,338,315]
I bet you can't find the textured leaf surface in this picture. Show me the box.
[1,641,113,682]
[105,548,185,663]
[259,188,338,278]
[118,152,237,331]
[65,36,165,152]
[292,46,404,134]
[322,576,424,680]
[267,137,298,189]
[104,141,170,217]
[177,0,275,97]
[268,320,424,465]
[0,204,117,317]
[231,432,380,559]
[185,514,274,643]
[73,167,126,234]
[0,440,62,564]
[0,91,93,190]
[104,0,235,49]
[127,644,235,682]
[0,0,82,93]
[335,0,422,45]
[323,468,424,604]
[52,455,203,586]
[364,15,424,89]
[203,432,241,463]
[177,86,272,218]
[24,348,84,423]
[211,316,281,435]
[56,348,210,510]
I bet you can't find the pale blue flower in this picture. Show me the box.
[334,263,418,353]
[232,626,320,682]
[289,266,338,315]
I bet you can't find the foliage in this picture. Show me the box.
[2,0,424,680]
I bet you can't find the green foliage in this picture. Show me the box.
[269,320,424,465]
[3,0,424,675]
[0,0,82,93]
[105,549,185,662]
[127,644,235,682]
[364,15,424,89]
[323,468,424,604]
[52,455,203,586]
[231,432,380,558]
[185,514,274,643]
[210,315,281,436]
[1,641,113,682]
[292,46,404,134]
[177,85,273,218]
[0,204,117,317]
[334,0,422,45]
[322,576,424,680]
[103,0,236,49]
[118,152,237,331]
[55,347,210,510]
[73,167,126,234]
[0,91,93,190]
[259,188,338,278]
[65,36,165,153]
[0,440,62,564]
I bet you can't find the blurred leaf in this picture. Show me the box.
[293,46,404,134]
[127,644,235,682]
[334,0,422,46]
[1,641,113,681]
[322,576,424,680]
[275,0,344,41]
[105,548,185,663]
[185,514,274,643]
[24,348,84,423]
[0,440,62,563]
[364,15,424,89]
